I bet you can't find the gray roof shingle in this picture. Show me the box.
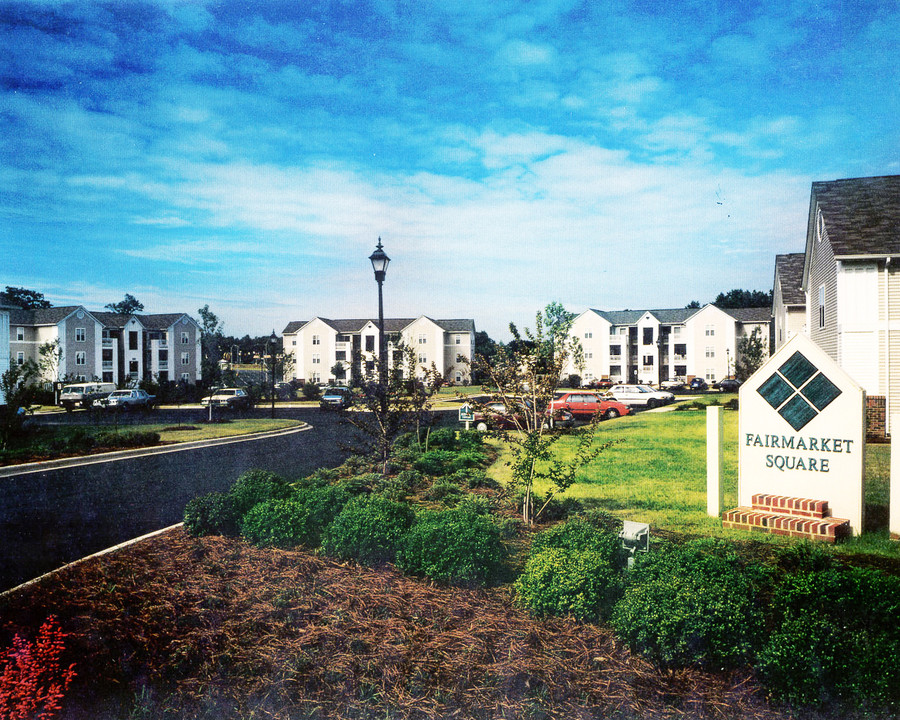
[812,175,900,256]
[774,253,806,306]
[723,307,772,323]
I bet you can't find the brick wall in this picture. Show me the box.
[866,395,886,442]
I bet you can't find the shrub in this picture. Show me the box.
[398,507,506,586]
[228,469,293,517]
[413,450,456,476]
[321,495,415,565]
[424,427,458,450]
[610,540,765,670]
[292,484,352,546]
[301,381,321,400]
[372,469,424,502]
[93,430,161,449]
[757,566,900,709]
[183,492,239,536]
[530,517,627,569]
[775,540,834,573]
[515,548,623,621]
[240,499,313,548]
[424,478,466,504]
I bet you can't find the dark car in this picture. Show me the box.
[320,387,354,410]
[689,378,708,391]
[716,378,742,392]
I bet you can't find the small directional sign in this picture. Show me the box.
[459,403,474,422]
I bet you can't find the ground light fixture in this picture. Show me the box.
[619,520,650,569]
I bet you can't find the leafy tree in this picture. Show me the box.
[0,359,40,450]
[713,289,773,309]
[735,326,767,380]
[38,339,63,381]
[685,300,701,309]
[197,304,224,384]
[0,286,51,309]
[466,304,609,524]
[105,293,144,314]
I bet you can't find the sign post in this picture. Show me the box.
[458,403,474,431]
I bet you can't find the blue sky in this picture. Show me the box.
[1,1,897,340]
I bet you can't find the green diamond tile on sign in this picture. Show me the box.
[758,373,793,409]
[779,394,818,431]
[779,351,817,388]
[802,372,842,411]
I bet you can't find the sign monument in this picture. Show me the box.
[734,334,866,537]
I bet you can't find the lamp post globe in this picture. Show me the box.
[369,238,390,387]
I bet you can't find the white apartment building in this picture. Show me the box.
[773,252,807,350]
[565,304,771,385]
[283,316,475,385]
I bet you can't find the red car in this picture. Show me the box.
[550,391,632,422]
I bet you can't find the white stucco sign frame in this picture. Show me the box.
[738,334,866,535]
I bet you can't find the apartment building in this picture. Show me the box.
[0,302,12,404]
[565,304,771,385]
[8,306,202,385]
[283,315,475,385]
[799,174,900,429]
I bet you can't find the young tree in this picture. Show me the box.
[38,339,63,381]
[0,360,40,450]
[0,286,51,309]
[104,293,144,314]
[198,304,225,385]
[466,304,610,525]
[735,327,767,381]
[341,344,442,474]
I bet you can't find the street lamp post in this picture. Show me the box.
[369,238,390,387]
[268,330,277,419]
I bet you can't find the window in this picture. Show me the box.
[643,355,653,366]
[76,374,87,382]
[818,285,826,328]
[456,353,465,363]
[336,334,350,343]
[365,336,375,352]
[643,328,653,345]
[610,365,621,376]
[455,371,462,383]
[365,360,374,373]
[674,343,687,356]
[312,334,320,345]
[609,327,617,335]
[16,351,24,366]
[705,325,715,336]
[181,332,189,345]
[292,340,296,346]
[129,331,138,350]
[311,372,321,383]
[75,351,86,365]
[585,332,592,339]
[585,352,593,359]
[705,346,715,358]
[181,352,189,365]
[706,369,716,381]
[675,365,687,377]
[418,334,427,344]
[312,354,320,364]
[620,328,627,336]
[455,335,462,345]
[610,345,621,356]
[15,327,24,341]
[75,327,85,342]
[418,353,427,364]
[673,326,682,337]
[335,350,346,361]
[181,373,190,382]
[129,359,139,375]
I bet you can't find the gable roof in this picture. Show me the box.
[774,253,806,306]
[594,307,695,325]
[92,311,141,329]
[138,313,194,331]
[811,175,900,257]
[283,317,474,335]
[9,306,91,326]
[723,307,772,323]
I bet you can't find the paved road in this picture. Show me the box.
[0,407,356,591]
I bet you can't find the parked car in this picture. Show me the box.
[715,378,742,392]
[59,382,117,411]
[550,391,632,422]
[320,387,354,410]
[586,379,614,390]
[606,384,675,409]
[103,389,157,411]
[689,378,709,391]
[661,379,686,390]
[201,387,252,410]
[470,400,574,432]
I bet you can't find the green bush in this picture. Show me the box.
[515,548,623,621]
[228,469,293,517]
[183,491,239,536]
[610,540,765,670]
[321,495,415,565]
[424,478,466,504]
[241,498,312,548]
[292,484,352,546]
[413,450,456,476]
[757,566,900,709]
[94,430,161,449]
[398,507,506,586]
[530,517,627,569]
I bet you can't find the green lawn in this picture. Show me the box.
[485,407,899,558]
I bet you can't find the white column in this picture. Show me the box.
[707,405,724,517]
[891,415,900,538]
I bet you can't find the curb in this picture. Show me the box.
[0,524,184,600]
[0,423,311,478]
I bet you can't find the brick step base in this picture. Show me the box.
[723,502,851,543]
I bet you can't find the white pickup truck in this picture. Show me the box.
[59,382,117,411]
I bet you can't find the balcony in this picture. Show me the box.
[158,361,169,370]
[102,361,114,370]
[102,338,114,347]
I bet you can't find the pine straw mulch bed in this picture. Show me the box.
[1,528,797,720]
